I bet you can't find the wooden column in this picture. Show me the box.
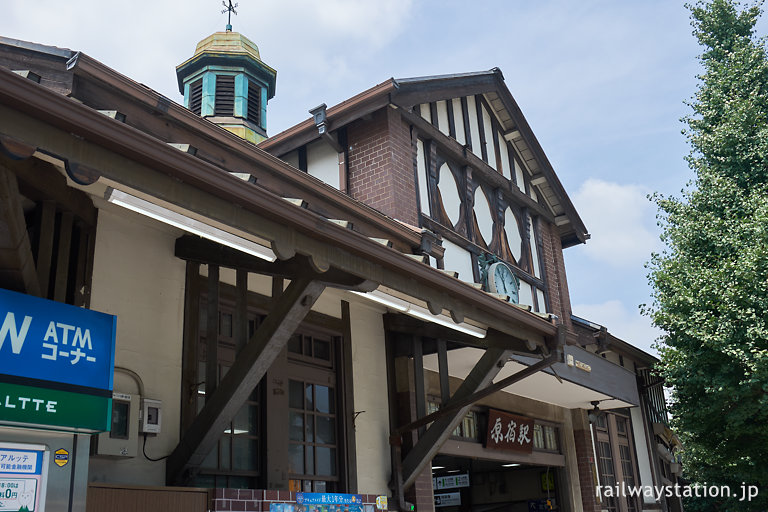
[205,264,220,401]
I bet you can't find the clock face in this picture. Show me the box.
[488,262,519,303]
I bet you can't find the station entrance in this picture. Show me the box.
[431,455,563,512]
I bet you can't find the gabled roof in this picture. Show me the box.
[0,40,571,348]
[261,68,589,247]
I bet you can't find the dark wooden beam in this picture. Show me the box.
[398,346,510,490]
[0,166,40,296]
[383,313,544,355]
[52,212,72,302]
[339,300,358,492]
[412,336,426,438]
[2,155,97,227]
[392,76,497,109]
[398,350,560,489]
[437,339,450,403]
[234,269,248,353]
[174,235,376,291]
[395,106,555,223]
[36,200,56,296]
[181,262,201,432]
[205,265,220,401]
[166,276,327,485]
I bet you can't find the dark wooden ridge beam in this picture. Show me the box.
[0,165,41,296]
[175,235,377,291]
[166,277,327,485]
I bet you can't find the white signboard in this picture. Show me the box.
[433,473,470,490]
[0,444,46,512]
[0,478,38,511]
[434,492,461,507]
[0,449,39,475]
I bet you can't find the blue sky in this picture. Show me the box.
[4,0,754,355]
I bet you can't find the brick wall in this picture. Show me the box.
[539,219,572,328]
[347,108,419,226]
[572,429,601,512]
[212,489,381,512]
[404,467,434,512]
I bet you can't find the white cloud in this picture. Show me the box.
[573,300,662,356]
[0,0,416,114]
[572,179,660,268]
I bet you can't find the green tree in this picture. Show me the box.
[648,0,768,510]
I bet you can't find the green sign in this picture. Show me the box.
[0,382,111,432]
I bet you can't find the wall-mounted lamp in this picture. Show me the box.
[309,103,342,153]
[588,400,605,423]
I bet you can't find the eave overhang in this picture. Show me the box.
[260,69,589,247]
[64,52,429,257]
[0,65,570,347]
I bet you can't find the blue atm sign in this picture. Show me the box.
[0,288,116,391]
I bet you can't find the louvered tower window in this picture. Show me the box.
[247,80,261,126]
[189,79,203,115]
[214,75,235,116]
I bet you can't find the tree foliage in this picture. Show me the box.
[648,0,768,509]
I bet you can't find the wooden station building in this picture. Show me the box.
[0,28,682,512]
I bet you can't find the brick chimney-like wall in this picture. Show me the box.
[347,108,419,227]
[539,219,573,328]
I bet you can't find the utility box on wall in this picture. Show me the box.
[91,392,139,458]
[140,398,163,434]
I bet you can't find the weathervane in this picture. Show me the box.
[221,0,238,32]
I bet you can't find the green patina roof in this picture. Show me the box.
[192,31,261,61]
[175,31,277,97]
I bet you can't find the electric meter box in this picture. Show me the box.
[92,392,139,457]
[141,398,162,434]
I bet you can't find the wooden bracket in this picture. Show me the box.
[166,277,327,485]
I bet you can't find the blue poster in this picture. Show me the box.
[296,493,363,506]
[0,288,116,391]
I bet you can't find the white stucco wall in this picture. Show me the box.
[87,205,187,485]
[306,139,340,189]
[442,239,476,284]
[631,407,657,505]
[349,300,391,494]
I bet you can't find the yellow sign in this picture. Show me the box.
[54,448,69,467]
[376,496,388,510]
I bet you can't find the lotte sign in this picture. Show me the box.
[486,409,534,454]
[0,288,116,432]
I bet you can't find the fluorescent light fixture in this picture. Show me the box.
[224,428,249,434]
[446,469,461,474]
[407,304,486,338]
[502,463,521,467]
[431,466,445,470]
[351,290,408,312]
[352,290,487,338]
[106,188,276,262]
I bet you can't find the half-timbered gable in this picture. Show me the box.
[262,69,588,324]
